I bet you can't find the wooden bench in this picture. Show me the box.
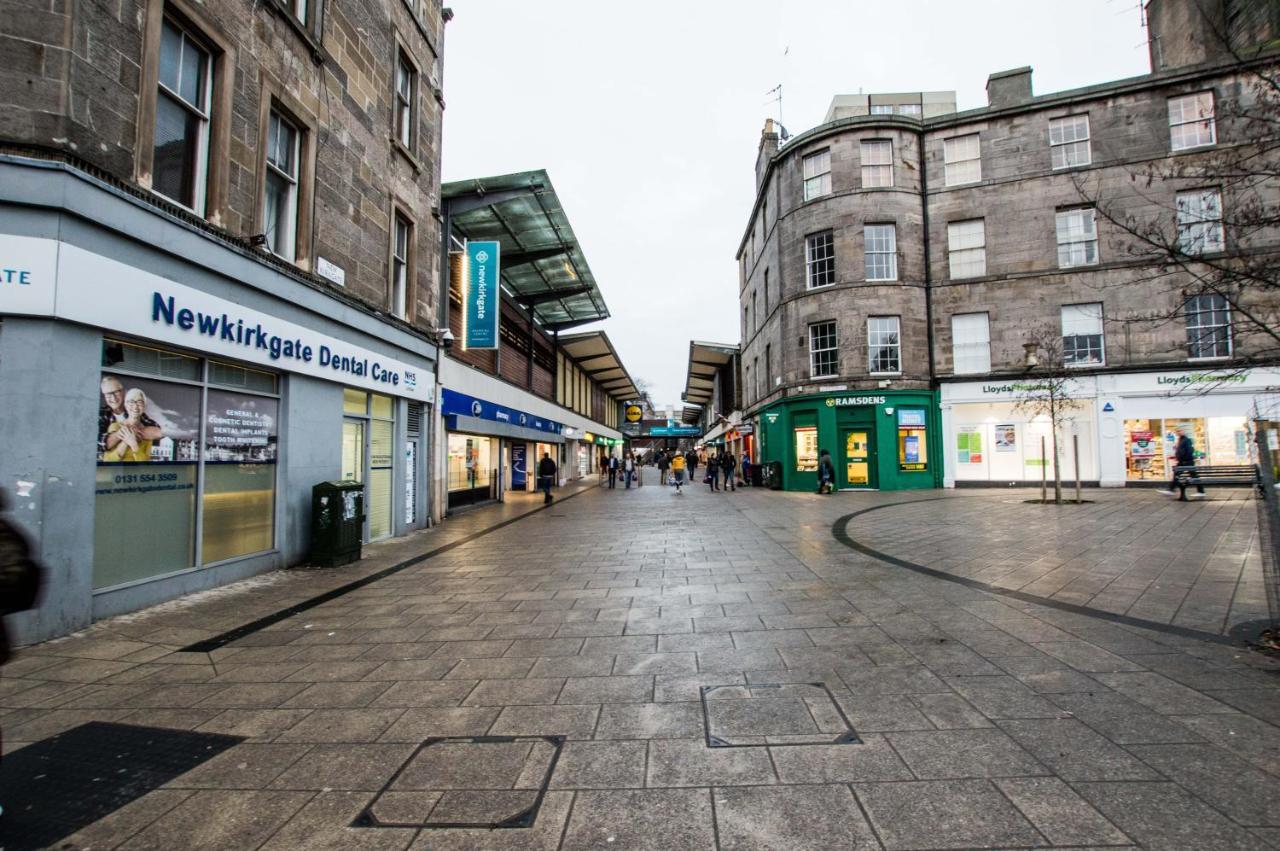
[1172,464,1262,500]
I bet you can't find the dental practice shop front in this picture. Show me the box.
[0,222,438,644]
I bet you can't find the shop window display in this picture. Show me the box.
[448,434,493,492]
[94,341,278,590]
[1124,415,1249,480]
[897,409,928,471]
[794,426,818,472]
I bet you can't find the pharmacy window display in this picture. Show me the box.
[1123,416,1249,481]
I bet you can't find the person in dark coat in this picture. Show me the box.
[538,453,557,503]
[607,455,618,489]
[0,488,43,805]
[1162,427,1205,499]
[706,453,721,491]
[722,450,737,491]
[817,449,837,494]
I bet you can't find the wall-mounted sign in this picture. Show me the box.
[463,240,500,350]
[625,405,643,422]
[315,257,346,287]
[648,425,701,437]
[827,395,886,407]
[2,236,433,401]
[441,388,562,435]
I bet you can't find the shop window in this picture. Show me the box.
[1185,293,1232,359]
[448,433,494,492]
[1061,303,1104,366]
[897,408,928,471]
[794,425,818,472]
[95,340,278,590]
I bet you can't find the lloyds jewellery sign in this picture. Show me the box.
[464,240,500,350]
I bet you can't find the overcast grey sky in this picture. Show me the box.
[441,1,1152,410]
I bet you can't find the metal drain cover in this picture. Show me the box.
[354,735,563,830]
[700,682,861,747]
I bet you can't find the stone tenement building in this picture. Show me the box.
[737,0,1280,494]
[0,0,448,641]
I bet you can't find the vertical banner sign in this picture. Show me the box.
[511,442,527,490]
[464,241,501,349]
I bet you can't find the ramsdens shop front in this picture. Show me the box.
[0,226,437,643]
[756,391,942,491]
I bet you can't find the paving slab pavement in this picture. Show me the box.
[3,474,1279,849]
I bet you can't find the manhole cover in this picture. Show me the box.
[354,735,563,830]
[700,683,860,747]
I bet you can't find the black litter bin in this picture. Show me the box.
[311,480,364,567]
[763,460,784,490]
[749,463,764,487]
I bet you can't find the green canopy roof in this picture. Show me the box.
[441,170,609,328]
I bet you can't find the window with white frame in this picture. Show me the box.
[943,133,981,186]
[1168,91,1216,151]
[802,149,831,200]
[263,110,300,261]
[898,103,922,116]
[951,313,991,374]
[1055,207,1098,268]
[864,224,897,281]
[947,219,986,279]
[809,321,838,378]
[861,139,893,187]
[154,18,212,214]
[1185,293,1231,359]
[805,230,836,289]
[1176,188,1225,254]
[870,104,894,115]
[1061,303,1104,366]
[1049,114,1091,169]
[391,212,411,318]
[395,52,416,148]
[284,0,307,25]
[868,316,901,373]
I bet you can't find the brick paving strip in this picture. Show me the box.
[2,477,1278,850]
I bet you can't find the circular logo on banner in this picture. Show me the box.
[475,250,490,263]
[625,405,643,422]
[825,398,836,408]
[471,400,483,417]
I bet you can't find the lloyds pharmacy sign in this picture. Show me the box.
[0,234,434,401]
[464,241,500,350]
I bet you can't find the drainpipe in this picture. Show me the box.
[917,129,937,383]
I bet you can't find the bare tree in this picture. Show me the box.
[1074,11,1280,377]
[1015,327,1092,505]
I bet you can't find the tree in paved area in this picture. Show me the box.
[1015,326,1091,505]
[1073,16,1280,378]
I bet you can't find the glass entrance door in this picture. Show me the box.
[843,429,877,489]
[342,418,366,539]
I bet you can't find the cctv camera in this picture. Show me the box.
[437,328,455,349]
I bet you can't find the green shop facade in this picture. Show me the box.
[756,390,943,491]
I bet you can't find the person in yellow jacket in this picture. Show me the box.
[670,452,685,494]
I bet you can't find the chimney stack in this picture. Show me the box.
[986,67,1034,108]
[755,118,780,191]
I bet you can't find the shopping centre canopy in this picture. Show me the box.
[558,330,640,402]
[681,404,703,425]
[683,340,738,408]
[441,169,609,329]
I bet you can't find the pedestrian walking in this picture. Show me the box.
[1160,426,1205,499]
[538,452,557,504]
[687,450,698,479]
[741,452,751,487]
[706,453,720,491]
[670,450,686,494]
[657,451,670,486]
[607,455,618,489]
[0,489,41,816]
[817,449,836,494]
[624,453,635,489]
[722,450,737,491]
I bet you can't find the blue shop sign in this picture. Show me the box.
[441,388,562,435]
